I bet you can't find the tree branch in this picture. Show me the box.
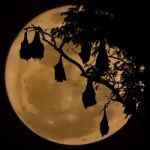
[24,25,57,49]
[108,55,129,64]
[59,48,86,75]
[27,25,124,105]
[42,31,57,48]
[99,92,114,115]
[93,76,123,103]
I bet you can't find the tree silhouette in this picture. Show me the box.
[19,4,145,137]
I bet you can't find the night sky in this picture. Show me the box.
[0,0,149,149]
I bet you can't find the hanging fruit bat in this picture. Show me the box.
[54,55,66,82]
[19,31,31,60]
[100,107,109,136]
[96,38,109,73]
[30,30,44,59]
[79,42,91,64]
[82,79,97,108]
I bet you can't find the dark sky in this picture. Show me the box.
[0,0,149,149]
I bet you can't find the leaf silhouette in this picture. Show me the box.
[30,31,44,59]
[54,55,66,82]
[100,107,109,136]
[19,31,31,60]
[82,79,96,108]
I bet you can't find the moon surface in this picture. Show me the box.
[5,6,128,145]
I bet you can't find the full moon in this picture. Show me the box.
[5,6,128,145]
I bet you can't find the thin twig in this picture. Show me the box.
[42,31,57,47]
[99,92,114,115]
[108,55,129,64]
[25,25,123,105]
[24,25,57,48]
